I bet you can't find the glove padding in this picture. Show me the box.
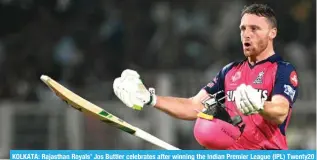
[113,69,156,110]
[235,84,264,115]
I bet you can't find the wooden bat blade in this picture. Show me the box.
[40,75,180,150]
[40,75,136,134]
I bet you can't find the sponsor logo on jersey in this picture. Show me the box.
[207,82,214,88]
[231,71,241,82]
[284,84,296,101]
[226,89,268,102]
[290,71,298,87]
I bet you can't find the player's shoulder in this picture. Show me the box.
[217,60,245,77]
[274,57,299,88]
[275,58,297,73]
[222,60,244,71]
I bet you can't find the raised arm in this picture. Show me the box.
[113,64,233,120]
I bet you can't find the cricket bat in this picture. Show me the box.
[40,75,180,150]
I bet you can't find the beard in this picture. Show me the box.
[243,39,268,57]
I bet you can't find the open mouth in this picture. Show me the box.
[244,42,251,47]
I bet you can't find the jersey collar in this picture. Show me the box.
[247,53,282,69]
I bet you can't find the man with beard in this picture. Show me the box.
[113,4,299,150]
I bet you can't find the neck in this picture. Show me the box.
[248,44,274,65]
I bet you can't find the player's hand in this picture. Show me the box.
[113,69,157,110]
[235,84,264,115]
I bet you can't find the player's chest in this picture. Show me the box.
[224,63,276,100]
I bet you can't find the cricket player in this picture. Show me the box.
[113,4,299,150]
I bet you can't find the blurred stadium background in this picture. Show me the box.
[0,0,315,157]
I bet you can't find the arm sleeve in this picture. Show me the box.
[272,62,299,106]
[203,62,235,95]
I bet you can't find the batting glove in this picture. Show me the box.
[113,69,157,110]
[235,84,264,115]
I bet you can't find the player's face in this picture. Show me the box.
[240,14,276,57]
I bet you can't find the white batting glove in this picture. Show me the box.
[121,69,140,79]
[235,84,264,115]
[113,69,157,110]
